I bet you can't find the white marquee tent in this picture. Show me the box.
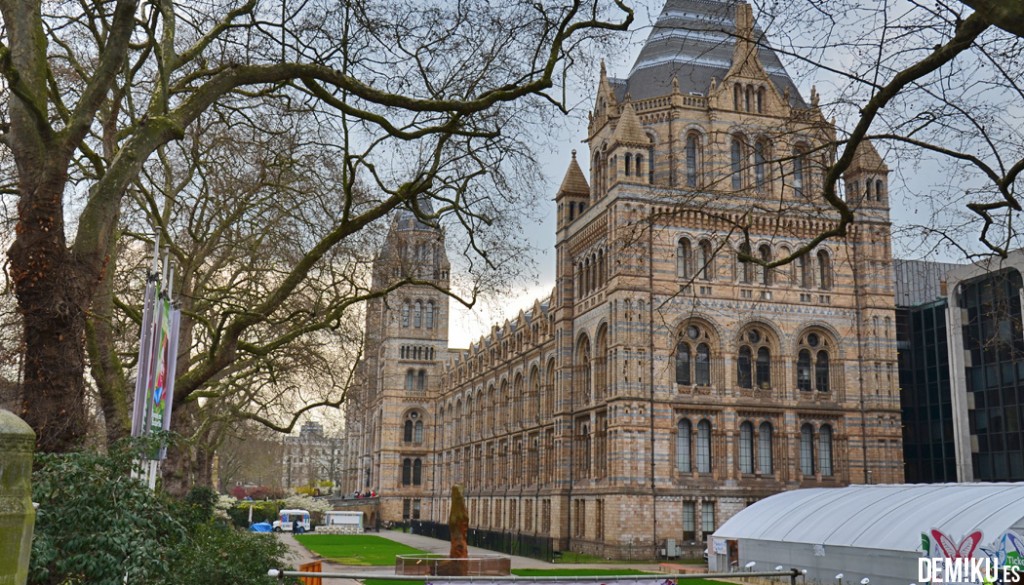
[709,483,1024,585]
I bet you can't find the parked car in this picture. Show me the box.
[272,509,311,533]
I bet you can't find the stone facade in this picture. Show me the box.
[342,0,903,559]
[281,421,344,491]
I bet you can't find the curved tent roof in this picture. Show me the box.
[714,483,1024,552]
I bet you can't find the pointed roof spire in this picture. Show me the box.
[557,150,590,197]
[848,140,889,173]
[612,101,648,146]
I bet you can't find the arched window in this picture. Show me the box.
[426,301,435,329]
[815,350,830,392]
[418,369,427,391]
[754,139,768,191]
[699,240,714,281]
[624,153,633,177]
[772,246,789,285]
[737,346,753,389]
[875,179,884,200]
[636,155,644,180]
[865,179,873,198]
[598,249,606,287]
[402,302,410,327]
[648,134,656,184]
[756,346,771,388]
[793,145,809,196]
[676,419,692,473]
[758,422,773,473]
[413,301,422,328]
[405,369,415,391]
[576,336,592,406]
[675,341,691,385]
[677,238,692,278]
[818,250,832,290]
[696,343,711,386]
[685,133,700,188]
[402,458,412,485]
[797,349,812,391]
[677,325,713,386]
[696,419,712,473]
[759,244,772,286]
[756,87,765,113]
[738,327,772,389]
[739,242,753,284]
[413,458,423,485]
[745,85,754,112]
[731,135,745,190]
[739,421,754,474]
[583,258,591,296]
[819,425,834,476]
[799,254,813,289]
[800,424,815,476]
[404,411,424,443]
[734,84,742,110]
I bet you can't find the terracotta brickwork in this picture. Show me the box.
[341,0,903,559]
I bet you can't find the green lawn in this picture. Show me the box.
[365,574,731,585]
[512,569,654,576]
[293,534,427,565]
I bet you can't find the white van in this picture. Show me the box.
[272,509,311,533]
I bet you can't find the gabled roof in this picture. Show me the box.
[612,0,805,106]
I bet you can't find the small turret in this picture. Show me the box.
[844,139,890,209]
[608,101,651,188]
[556,150,591,229]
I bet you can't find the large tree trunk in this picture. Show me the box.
[86,233,132,447]
[8,167,93,452]
[161,399,216,496]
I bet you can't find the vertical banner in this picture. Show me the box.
[131,237,182,483]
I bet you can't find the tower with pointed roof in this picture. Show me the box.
[342,0,902,558]
[344,199,451,521]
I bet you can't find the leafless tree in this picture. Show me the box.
[0,0,633,455]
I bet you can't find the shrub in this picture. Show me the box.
[30,447,185,585]
[29,442,294,585]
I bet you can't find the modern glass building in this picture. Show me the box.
[896,256,1024,482]
[897,299,956,482]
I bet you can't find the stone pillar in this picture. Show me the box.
[0,409,36,585]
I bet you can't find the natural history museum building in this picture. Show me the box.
[341,0,903,559]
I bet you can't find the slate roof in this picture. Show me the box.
[611,0,805,106]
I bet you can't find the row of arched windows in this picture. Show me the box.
[674,324,836,392]
[677,236,833,290]
[850,177,887,202]
[400,299,437,329]
[576,248,608,298]
[440,359,559,447]
[400,345,435,360]
[733,83,767,114]
[676,418,834,477]
[679,130,815,195]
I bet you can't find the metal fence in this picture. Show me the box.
[268,568,804,585]
[410,521,557,563]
